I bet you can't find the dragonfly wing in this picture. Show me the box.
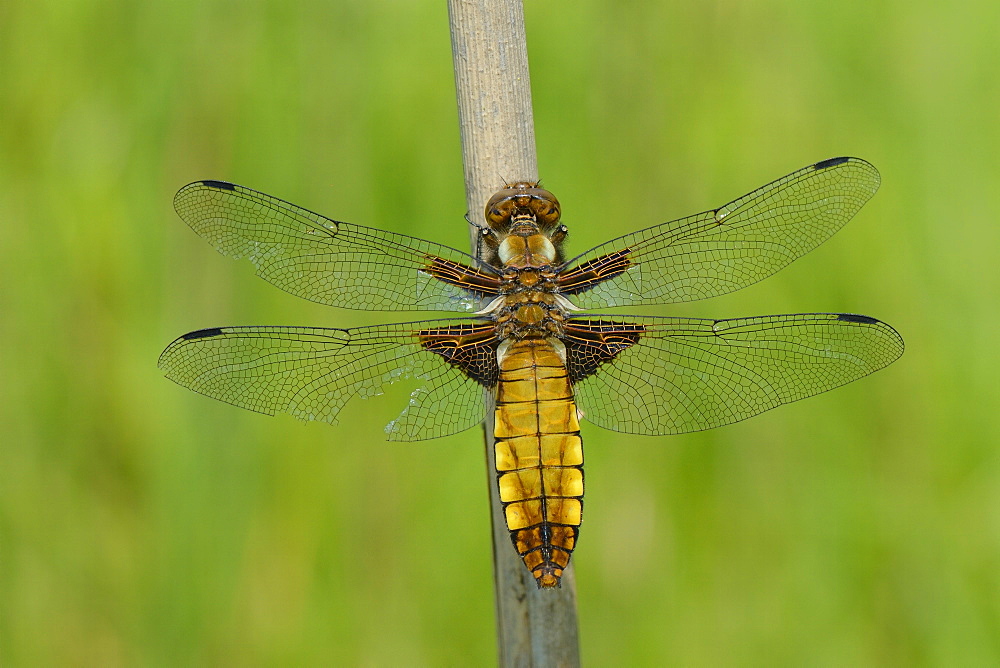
[174,181,500,312]
[158,320,499,441]
[564,313,903,435]
[560,157,880,307]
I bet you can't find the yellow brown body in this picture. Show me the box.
[495,339,584,588]
[480,182,586,587]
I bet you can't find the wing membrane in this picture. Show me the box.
[173,181,499,312]
[561,157,880,307]
[158,320,499,441]
[565,312,903,435]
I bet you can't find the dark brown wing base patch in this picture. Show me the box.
[418,322,500,387]
[557,250,632,294]
[564,319,645,383]
[423,256,501,300]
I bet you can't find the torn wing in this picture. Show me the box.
[559,157,881,308]
[158,319,500,441]
[563,313,903,435]
[173,181,501,312]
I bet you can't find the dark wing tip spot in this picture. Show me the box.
[182,327,225,340]
[837,313,879,324]
[814,156,851,170]
[201,180,236,191]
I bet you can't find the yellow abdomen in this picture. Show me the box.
[494,339,584,588]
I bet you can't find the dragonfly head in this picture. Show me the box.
[483,183,567,267]
[485,182,562,234]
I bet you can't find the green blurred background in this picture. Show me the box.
[2,0,998,664]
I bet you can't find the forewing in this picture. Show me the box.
[173,181,500,312]
[564,313,903,435]
[560,157,880,307]
[158,320,499,441]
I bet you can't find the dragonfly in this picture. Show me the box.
[159,156,903,588]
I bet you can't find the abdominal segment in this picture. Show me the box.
[494,339,584,588]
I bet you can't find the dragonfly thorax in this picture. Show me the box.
[487,266,574,340]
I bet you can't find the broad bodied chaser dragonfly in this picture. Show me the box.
[159,157,903,588]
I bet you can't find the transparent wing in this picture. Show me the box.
[158,320,499,441]
[564,312,903,435]
[173,181,500,312]
[560,157,880,308]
